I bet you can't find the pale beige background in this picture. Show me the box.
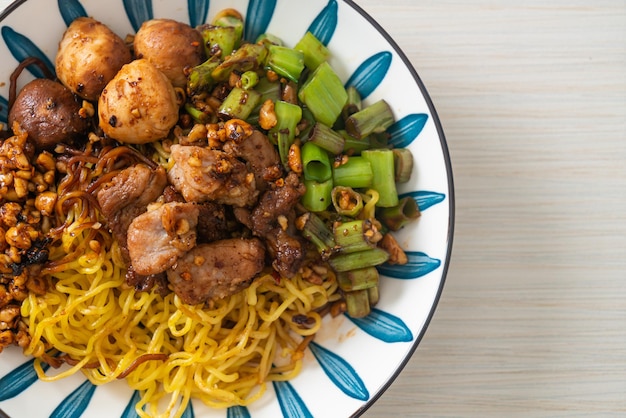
[357,1,626,417]
[1,0,624,417]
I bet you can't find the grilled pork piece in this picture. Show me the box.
[167,238,266,305]
[168,144,258,207]
[127,202,199,276]
[223,130,283,192]
[96,164,167,258]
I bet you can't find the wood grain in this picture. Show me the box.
[356,0,626,416]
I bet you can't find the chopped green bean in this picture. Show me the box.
[345,99,394,139]
[341,86,362,121]
[337,267,379,292]
[339,130,371,155]
[302,178,333,212]
[367,286,380,306]
[240,71,259,90]
[377,196,421,231]
[184,102,211,124]
[333,219,380,254]
[305,122,345,155]
[269,100,302,167]
[212,11,244,44]
[298,61,348,127]
[328,247,389,272]
[302,141,332,182]
[393,148,414,183]
[344,289,371,318]
[332,156,373,189]
[218,87,262,120]
[361,149,398,207]
[331,186,363,217]
[212,43,268,82]
[256,32,283,46]
[187,56,221,95]
[296,212,337,260]
[200,24,238,58]
[294,31,330,70]
[266,45,305,83]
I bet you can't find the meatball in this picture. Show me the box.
[98,59,179,144]
[133,19,204,88]
[55,17,132,102]
[8,78,90,149]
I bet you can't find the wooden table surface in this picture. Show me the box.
[1,0,624,417]
[356,1,626,417]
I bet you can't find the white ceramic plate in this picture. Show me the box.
[0,0,454,417]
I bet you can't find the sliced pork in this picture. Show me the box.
[96,164,168,258]
[167,238,265,305]
[223,130,283,192]
[250,172,305,236]
[168,144,258,207]
[127,202,199,276]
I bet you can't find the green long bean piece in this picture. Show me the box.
[344,289,371,318]
[270,100,302,167]
[332,156,373,189]
[212,43,268,82]
[328,247,389,272]
[187,56,221,95]
[337,267,379,292]
[333,219,379,254]
[302,178,333,212]
[294,31,330,70]
[305,122,345,155]
[361,149,398,207]
[200,24,238,58]
[298,61,348,127]
[302,141,332,182]
[212,10,244,44]
[393,148,414,183]
[266,44,305,83]
[345,99,394,139]
[218,87,262,120]
[331,186,363,217]
[377,195,421,231]
[296,212,337,260]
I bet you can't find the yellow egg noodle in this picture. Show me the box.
[20,186,338,418]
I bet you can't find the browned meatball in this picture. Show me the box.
[8,78,90,149]
[55,17,132,102]
[98,59,179,144]
[133,19,204,88]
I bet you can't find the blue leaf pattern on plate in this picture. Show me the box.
[400,190,446,212]
[0,26,55,78]
[272,380,313,418]
[309,341,369,401]
[244,0,276,42]
[378,251,441,280]
[188,0,210,28]
[49,380,97,418]
[0,95,8,124]
[123,0,153,32]
[346,308,413,343]
[306,0,337,46]
[388,113,429,148]
[0,358,50,401]
[227,405,251,418]
[58,0,88,26]
[344,51,392,100]
[121,390,142,418]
